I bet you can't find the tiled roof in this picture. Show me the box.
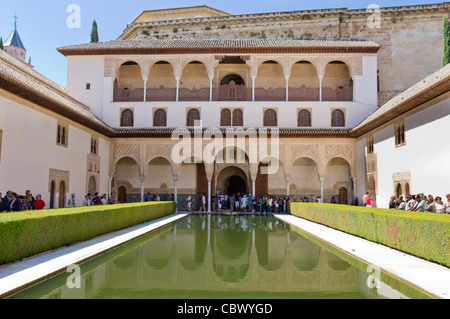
[351,63,450,137]
[57,38,380,55]
[0,50,115,137]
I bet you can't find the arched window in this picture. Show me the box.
[187,109,200,127]
[233,109,243,127]
[331,109,345,127]
[264,109,277,127]
[120,109,134,127]
[298,109,312,127]
[153,109,167,127]
[220,109,232,126]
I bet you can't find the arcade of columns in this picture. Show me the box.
[105,53,363,101]
[109,136,357,211]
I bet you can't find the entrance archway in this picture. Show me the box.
[50,180,55,209]
[59,181,66,208]
[339,187,348,205]
[118,186,127,203]
[216,166,249,195]
[227,176,247,195]
[88,176,97,194]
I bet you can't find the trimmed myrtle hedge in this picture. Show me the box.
[0,202,176,265]
[288,203,450,268]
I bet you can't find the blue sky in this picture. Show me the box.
[0,0,444,87]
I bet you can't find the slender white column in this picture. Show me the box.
[319,177,325,202]
[108,176,113,197]
[252,177,256,198]
[209,77,213,102]
[143,78,147,102]
[140,177,145,202]
[251,76,256,102]
[175,77,180,102]
[207,179,212,213]
[352,76,356,102]
[285,76,290,102]
[286,180,290,197]
[174,178,178,211]
[319,75,323,102]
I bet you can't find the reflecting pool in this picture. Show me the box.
[9,214,428,299]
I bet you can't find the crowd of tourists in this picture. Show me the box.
[388,193,450,214]
[1,190,46,212]
[0,189,119,213]
[192,193,292,214]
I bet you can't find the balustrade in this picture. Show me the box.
[113,85,353,102]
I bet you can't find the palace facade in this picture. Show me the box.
[0,4,449,211]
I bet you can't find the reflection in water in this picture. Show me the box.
[10,215,414,299]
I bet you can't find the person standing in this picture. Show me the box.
[435,196,444,214]
[83,194,91,206]
[32,194,46,210]
[362,192,369,206]
[67,193,76,207]
[366,195,373,207]
[1,191,12,212]
[10,193,22,212]
[443,194,450,214]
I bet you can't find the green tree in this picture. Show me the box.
[0,37,3,50]
[444,16,450,66]
[90,20,99,43]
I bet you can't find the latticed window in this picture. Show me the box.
[298,109,312,127]
[220,109,232,126]
[187,109,200,127]
[90,137,98,154]
[331,109,345,127]
[395,122,406,147]
[367,136,374,154]
[233,109,243,127]
[153,109,167,127]
[57,124,68,146]
[120,109,134,127]
[263,109,277,127]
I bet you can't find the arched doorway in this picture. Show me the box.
[396,183,402,198]
[88,176,97,195]
[339,187,348,205]
[227,176,247,195]
[118,186,127,203]
[59,181,66,208]
[50,180,55,209]
[405,182,410,196]
[216,166,249,195]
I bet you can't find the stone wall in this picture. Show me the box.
[120,3,449,105]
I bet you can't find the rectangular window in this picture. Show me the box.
[86,83,91,90]
[395,122,406,147]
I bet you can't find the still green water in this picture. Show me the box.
[9,214,426,299]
